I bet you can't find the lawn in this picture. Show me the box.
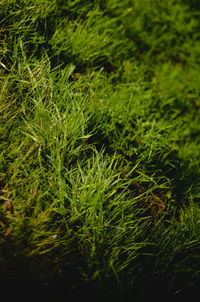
[0,0,200,300]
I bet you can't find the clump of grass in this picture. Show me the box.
[1,0,200,300]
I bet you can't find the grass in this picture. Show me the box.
[0,0,200,300]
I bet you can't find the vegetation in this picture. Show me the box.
[0,0,200,300]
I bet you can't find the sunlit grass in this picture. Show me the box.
[0,0,200,300]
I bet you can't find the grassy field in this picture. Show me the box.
[0,0,200,300]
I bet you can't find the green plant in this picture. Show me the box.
[0,0,200,300]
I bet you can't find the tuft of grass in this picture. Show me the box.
[0,0,200,300]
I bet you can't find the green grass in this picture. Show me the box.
[0,0,200,300]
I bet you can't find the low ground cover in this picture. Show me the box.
[0,0,200,300]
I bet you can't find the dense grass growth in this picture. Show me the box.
[0,0,200,300]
